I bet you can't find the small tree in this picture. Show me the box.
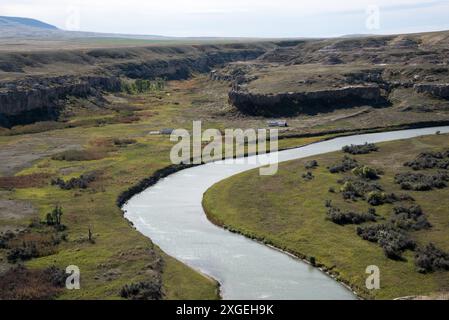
[45,205,64,229]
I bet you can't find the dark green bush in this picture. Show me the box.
[367,191,414,206]
[415,243,449,273]
[395,171,449,191]
[326,206,377,225]
[51,172,98,190]
[352,165,380,180]
[7,242,39,263]
[390,205,431,231]
[405,150,449,170]
[328,156,359,173]
[342,143,379,155]
[339,177,383,200]
[357,224,416,260]
[120,280,163,300]
[305,160,318,169]
[302,171,314,181]
[51,149,106,161]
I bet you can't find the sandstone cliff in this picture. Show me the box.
[228,85,386,117]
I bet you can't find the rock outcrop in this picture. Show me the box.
[414,83,449,99]
[229,85,386,117]
[0,43,273,127]
[0,76,121,127]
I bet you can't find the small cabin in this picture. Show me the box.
[267,120,288,128]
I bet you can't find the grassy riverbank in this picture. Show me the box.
[203,133,449,299]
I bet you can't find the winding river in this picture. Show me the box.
[123,126,449,300]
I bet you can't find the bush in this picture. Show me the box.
[390,205,431,231]
[326,205,377,225]
[7,242,39,263]
[405,150,449,170]
[415,243,449,273]
[328,156,358,173]
[302,171,314,181]
[342,143,379,155]
[113,138,137,147]
[357,224,416,260]
[0,265,66,299]
[352,166,379,180]
[395,171,449,191]
[51,149,106,161]
[43,266,67,287]
[120,280,163,300]
[121,78,166,95]
[367,191,414,206]
[339,177,383,200]
[0,230,15,249]
[305,160,318,170]
[51,172,98,190]
[44,205,66,231]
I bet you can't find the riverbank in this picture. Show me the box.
[203,132,449,299]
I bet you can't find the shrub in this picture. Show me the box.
[51,149,106,161]
[339,177,383,200]
[51,172,98,190]
[405,150,449,170]
[7,242,39,263]
[0,265,66,299]
[302,172,314,181]
[326,206,377,225]
[367,191,415,206]
[357,224,416,260]
[305,160,318,170]
[342,143,379,155]
[390,205,431,231]
[415,243,449,273]
[0,230,15,249]
[121,78,166,95]
[113,138,137,147]
[44,205,66,231]
[352,166,379,180]
[328,156,358,173]
[120,280,163,300]
[309,256,317,266]
[395,171,449,191]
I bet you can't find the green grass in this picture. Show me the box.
[203,133,449,299]
[2,73,449,300]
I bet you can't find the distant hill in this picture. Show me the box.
[0,15,261,44]
[0,16,58,30]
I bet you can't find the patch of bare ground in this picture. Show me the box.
[0,135,84,175]
[0,200,37,220]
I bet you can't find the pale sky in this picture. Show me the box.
[1,0,449,37]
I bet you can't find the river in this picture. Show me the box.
[123,126,449,300]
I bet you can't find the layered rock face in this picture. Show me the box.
[0,76,121,127]
[229,85,386,117]
[415,84,449,99]
[0,43,273,127]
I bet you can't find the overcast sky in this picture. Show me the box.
[1,0,449,37]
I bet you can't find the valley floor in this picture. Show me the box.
[1,74,449,299]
